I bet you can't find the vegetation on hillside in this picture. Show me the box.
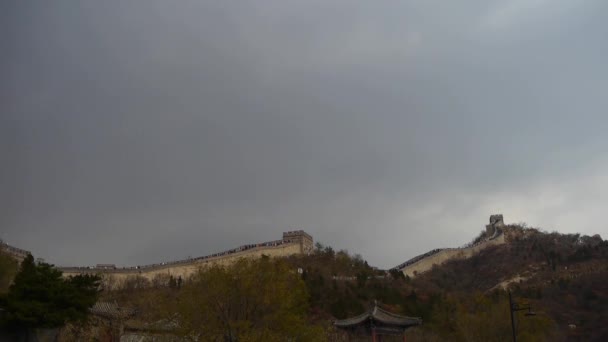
[0,251,19,293]
[413,225,608,340]
[280,240,557,341]
[284,243,396,320]
[98,229,607,341]
[104,257,325,341]
[0,254,101,333]
[2,225,607,341]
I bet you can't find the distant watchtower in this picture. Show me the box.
[282,230,314,255]
[486,214,505,237]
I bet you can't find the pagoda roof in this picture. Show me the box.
[334,301,422,328]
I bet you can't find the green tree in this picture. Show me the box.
[0,251,19,293]
[314,242,325,253]
[0,254,101,331]
[176,258,325,341]
[388,268,404,281]
[452,292,556,342]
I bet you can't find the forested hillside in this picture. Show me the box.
[412,225,608,340]
[1,225,607,341]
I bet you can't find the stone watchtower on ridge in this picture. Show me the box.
[486,214,505,237]
[282,230,314,255]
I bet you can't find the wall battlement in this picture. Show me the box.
[282,230,314,254]
[395,215,507,278]
[60,231,313,288]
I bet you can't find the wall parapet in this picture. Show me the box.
[0,240,31,262]
[394,215,508,278]
[59,231,313,286]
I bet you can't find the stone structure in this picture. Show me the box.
[283,230,314,254]
[486,214,505,237]
[0,239,31,263]
[395,215,507,278]
[60,230,313,289]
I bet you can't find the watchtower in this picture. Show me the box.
[282,230,314,254]
[486,214,505,236]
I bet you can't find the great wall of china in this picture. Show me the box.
[0,240,31,263]
[393,214,508,278]
[59,230,313,288]
[3,215,513,286]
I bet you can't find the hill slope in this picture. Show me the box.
[2,223,607,341]
[410,224,608,340]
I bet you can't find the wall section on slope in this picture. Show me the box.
[401,231,505,278]
[62,242,303,289]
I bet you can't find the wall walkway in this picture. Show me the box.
[398,231,505,278]
[60,240,303,288]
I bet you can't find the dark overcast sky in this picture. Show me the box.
[2,1,608,268]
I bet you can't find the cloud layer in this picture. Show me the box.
[2,1,608,268]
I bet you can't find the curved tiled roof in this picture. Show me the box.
[334,302,422,328]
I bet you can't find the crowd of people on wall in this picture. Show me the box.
[187,239,286,264]
[64,238,290,272]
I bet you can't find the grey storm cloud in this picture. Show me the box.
[2,1,608,268]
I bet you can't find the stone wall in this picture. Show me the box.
[400,233,505,278]
[0,240,30,263]
[60,231,311,289]
[398,215,507,278]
